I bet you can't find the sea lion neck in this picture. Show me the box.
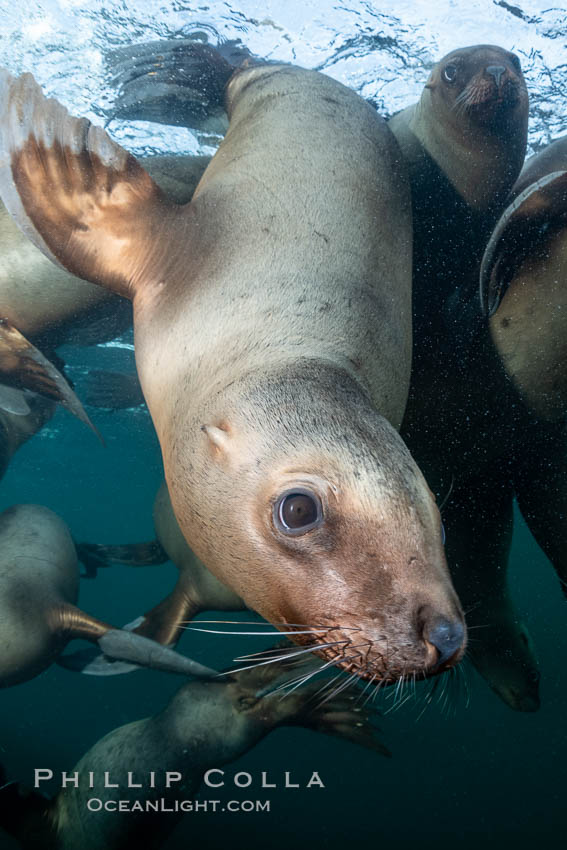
[409,91,525,210]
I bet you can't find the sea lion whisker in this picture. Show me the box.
[183,627,328,636]
[224,641,349,674]
[274,658,341,700]
[316,670,361,709]
[359,674,378,706]
[438,475,455,511]
[234,641,347,662]
[184,620,344,629]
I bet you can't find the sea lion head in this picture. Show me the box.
[414,44,529,208]
[426,44,528,134]
[169,365,466,686]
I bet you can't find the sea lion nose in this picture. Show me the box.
[486,65,506,86]
[424,617,466,668]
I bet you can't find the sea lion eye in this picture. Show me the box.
[274,489,322,534]
[443,63,458,83]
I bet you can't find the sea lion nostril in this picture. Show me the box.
[486,65,507,86]
[424,618,465,667]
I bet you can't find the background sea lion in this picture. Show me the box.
[387,46,538,710]
[0,504,219,686]
[77,480,245,644]
[0,658,389,850]
[0,63,466,685]
[478,138,567,599]
[63,481,245,675]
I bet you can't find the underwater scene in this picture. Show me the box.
[0,0,566,848]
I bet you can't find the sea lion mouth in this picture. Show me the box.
[284,623,463,684]
[454,78,522,117]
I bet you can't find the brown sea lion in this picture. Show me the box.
[386,46,538,710]
[0,63,466,683]
[0,657,388,850]
[0,503,218,687]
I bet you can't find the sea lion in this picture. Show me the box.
[386,46,538,710]
[478,138,567,597]
[0,504,219,687]
[0,658,388,850]
[0,63,466,684]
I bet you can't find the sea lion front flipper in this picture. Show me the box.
[0,69,181,301]
[0,320,99,434]
[84,370,145,410]
[480,170,567,316]
[287,686,391,758]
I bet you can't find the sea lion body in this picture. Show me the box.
[477,138,567,605]
[387,46,538,709]
[1,661,388,850]
[0,504,220,686]
[0,504,80,686]
[0,62,466,682]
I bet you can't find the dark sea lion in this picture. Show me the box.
[385,46,537,710]
[0,63,466,683]
[0,504,218,686]
[0,659,388,850]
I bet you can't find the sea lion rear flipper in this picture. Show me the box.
[84,370,145,410]
[0,320,99,434]
[63,607,217,678]
[0,69,181,301]
[58,617,148,676]
[76,540,167,577]
[480,170,567,316]
[106,37,237,130]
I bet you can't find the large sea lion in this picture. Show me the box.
[0,658,388,850]
[0,504,218,686]
[0,63,466,684]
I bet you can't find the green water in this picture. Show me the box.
[0,342,564,850]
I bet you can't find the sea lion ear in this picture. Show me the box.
[480,170,567,317]
[0,69,179,301]
[202,424,231,454]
